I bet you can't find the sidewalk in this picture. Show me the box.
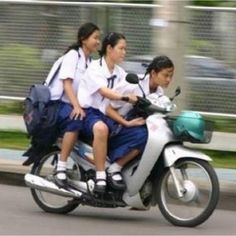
[0,114,26,132]
[0,149,30,175]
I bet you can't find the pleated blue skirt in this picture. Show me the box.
[108,125,148,162]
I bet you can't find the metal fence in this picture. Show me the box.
[0,1,236,115]
[185,6,236,114]
[0,1,154,97]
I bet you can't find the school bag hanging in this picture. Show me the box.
[23,56,63,137]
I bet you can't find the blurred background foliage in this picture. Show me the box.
[0,43,46,97]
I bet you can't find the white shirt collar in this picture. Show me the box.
[141,75,164,96]
[101,57,118,78]
[78,47,91,68]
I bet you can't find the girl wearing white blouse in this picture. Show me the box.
[78,32,137,193]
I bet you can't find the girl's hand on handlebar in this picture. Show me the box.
[126,117,146,127]
[127,94,138,104]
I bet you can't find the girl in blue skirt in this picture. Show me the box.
[106,55,175,186]
[78,33,137,192]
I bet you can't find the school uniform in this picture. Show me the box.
[22,48,91,166]
[108,75,164,162]
[78,57,126,137]
[48,48,91,134]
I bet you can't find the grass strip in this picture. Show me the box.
[0,131,236,169]
[0,131,29,150]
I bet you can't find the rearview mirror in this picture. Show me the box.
[126,73,139,84]
[125,73,146,98]
[175,86,181,97]
[170,86,181,101]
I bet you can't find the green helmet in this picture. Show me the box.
[173,111,205,142]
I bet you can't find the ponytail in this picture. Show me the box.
[64,22,99,54]
[143,55,174,79]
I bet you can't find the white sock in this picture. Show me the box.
[57,160,67,180]
[96,171,106,186]
[108,162,122,173]
[108,163,122,181]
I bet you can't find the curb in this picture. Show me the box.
[0,171,25,187]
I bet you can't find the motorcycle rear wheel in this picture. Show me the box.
[156,158,219,227]
[30,147,80,214]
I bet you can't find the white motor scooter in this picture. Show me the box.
[25,74,219,227]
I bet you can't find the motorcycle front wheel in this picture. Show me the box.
[30,147,80,214]
[156,158,219,227]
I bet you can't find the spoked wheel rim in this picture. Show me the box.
[32,150,80,210]
[160,159,217,222]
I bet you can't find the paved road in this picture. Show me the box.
[0,184,236,235]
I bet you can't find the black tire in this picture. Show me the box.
[156,158,219,227]
[30,147,79,214]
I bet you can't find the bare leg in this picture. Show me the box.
[93,121,109,171]
[60,131,78,162]
[107,149,140,190]
[115,149,140,167]
[57,132,78,178]
[108,149,140,176]
[92,121,109,192]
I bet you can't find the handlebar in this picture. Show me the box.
[134,96,175,117]
[147,104,169,113]
[125,73,180,116]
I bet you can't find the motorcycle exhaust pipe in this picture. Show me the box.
[24,173,82,198]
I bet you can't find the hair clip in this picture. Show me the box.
[107,32,115,41]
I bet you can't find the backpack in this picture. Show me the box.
[23,56,63,137]
[22,51,80,166]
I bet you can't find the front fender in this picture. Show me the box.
[163,144,212,167]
